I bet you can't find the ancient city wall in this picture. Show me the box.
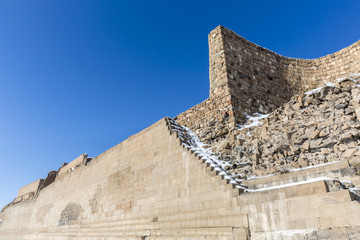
[1,26,360,240]
[0,118,249,240]
[175,27,237,144]
[2,117,360,239]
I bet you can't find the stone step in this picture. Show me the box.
[168,120,244,200]
[238,188,353,214]
[245,190,358,233]
[22,218,247,238]
[184,146,243,197]
[243,160,353,189]
[1,227,247,240]
[157,207,246,223]
[158,213,248,229]
[237,179,329,206]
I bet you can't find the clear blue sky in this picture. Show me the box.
[0,0,359,208]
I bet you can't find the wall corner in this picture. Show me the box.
[208,26,230,98]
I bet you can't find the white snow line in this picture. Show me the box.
[305,87,323,95]
[168,119,246,190]
[289,161,340,172]
[247,173,275,180]
[340,180,352,184]
[306,72,360,95]
[350,73,360,77]
[245,177,333,192]
[349,187,360,201]
[324,82,335,87]
[325,73,360,87]
[238,113,270,131]
[247,161,340,180]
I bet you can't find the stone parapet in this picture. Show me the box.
[17,179,43,197]
[57,153,88,177]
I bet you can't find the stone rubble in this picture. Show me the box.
[208,75,360,181]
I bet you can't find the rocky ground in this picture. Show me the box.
[210,74,360,180]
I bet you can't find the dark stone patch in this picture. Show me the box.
[58,202,84,226]
[41,171,57,189]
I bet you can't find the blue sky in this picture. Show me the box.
[0,0,359,208]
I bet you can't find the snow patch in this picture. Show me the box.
[349,187,360,193]
[306,73,360,95]
[325,82,335,87]
[238,113,270,131]
[305,87,323,95]
[349,73,360,78]
[324,73,360,88]
[349,187,360,201]
[247,173,275,180]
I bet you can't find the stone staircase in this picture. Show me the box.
[166,117,360,239]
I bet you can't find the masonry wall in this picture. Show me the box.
[18,179,42,197]
[175,27,237,143]
[174,94,235,143]
[214,26,360,123]
[177,26,360,139]
[2,117,360,239]
[0,119,249,240]
[57,153,87,177]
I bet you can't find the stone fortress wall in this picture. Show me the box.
[0,119,250,239]
[1,26,360,239]
[176,26,360,144]
[2,118,360,239]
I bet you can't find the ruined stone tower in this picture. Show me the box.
[1,26,360,239]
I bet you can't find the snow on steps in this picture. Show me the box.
[165,117,246,195]
[165,118,359,204]
[243,160,355,190]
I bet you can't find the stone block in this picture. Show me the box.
[57,153,88,176]
[18,179,43,197]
